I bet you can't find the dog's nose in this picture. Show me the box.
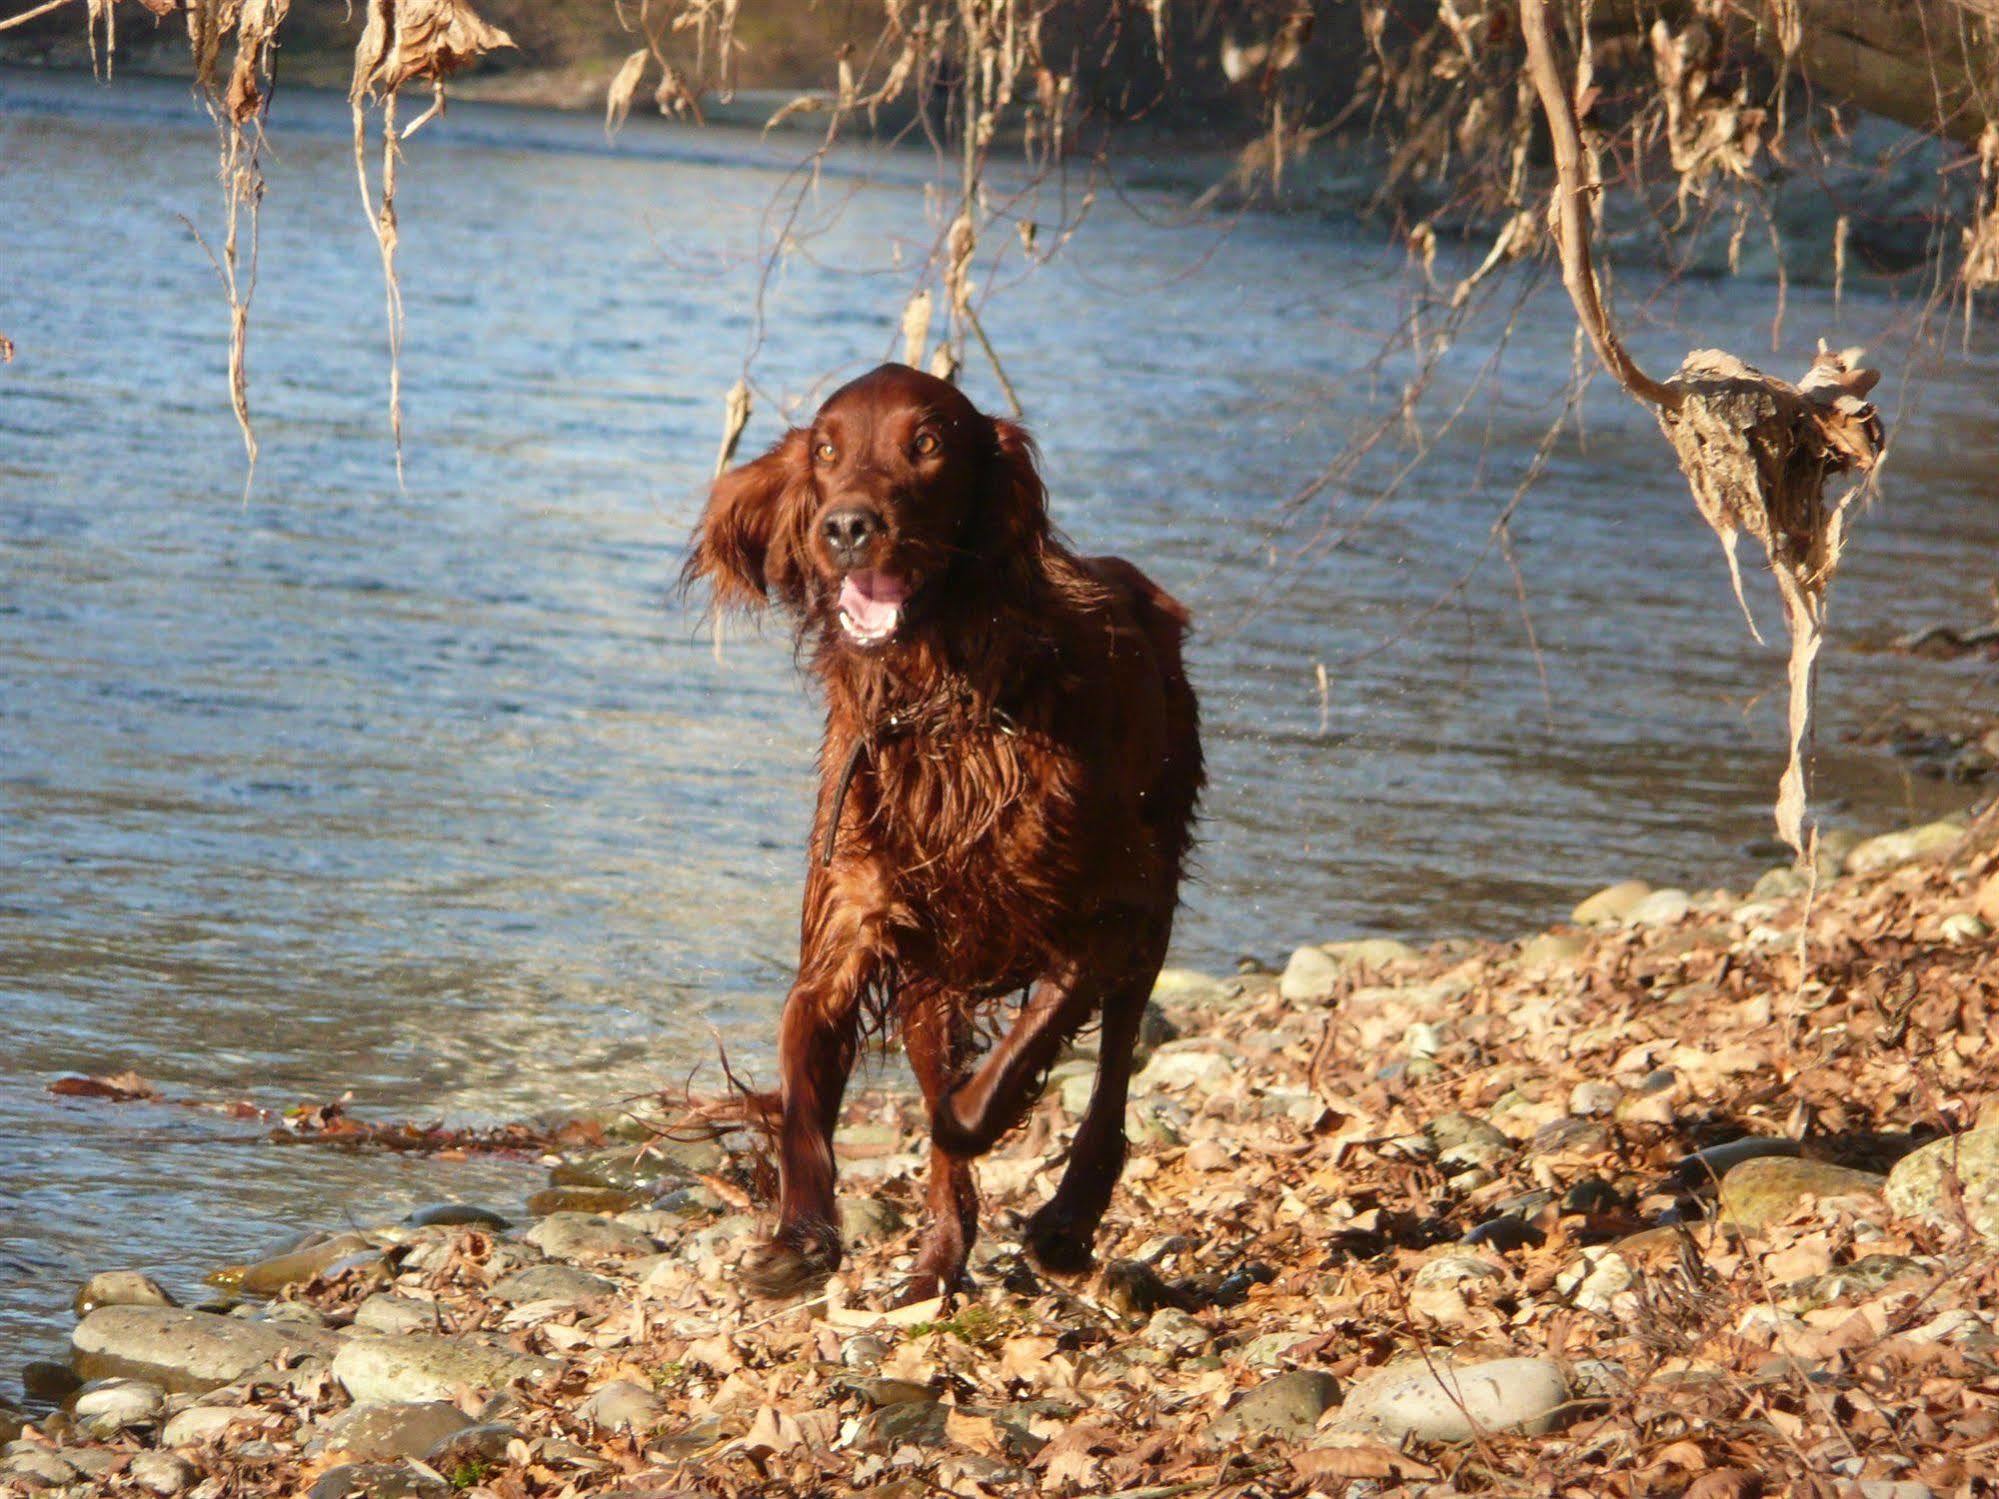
[820,507,883,562]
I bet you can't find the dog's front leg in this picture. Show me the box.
[741,874,888,1301]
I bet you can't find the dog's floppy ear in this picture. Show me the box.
[980,417,1052,560]
[683,428,815,612]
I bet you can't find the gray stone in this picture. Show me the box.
[578,1379,666,1432]
[857,1398,948,1452]
[322,1401,473,1461]
[1719,1158,1885,1231]
[1517,931,1591,972]
[1572,880,1652,925]
[1846,821,1962,875]
[352,1295,443,1336]
[489,1263,616,1306]
[548,1142,716,1193]
[402,1204,511,1231]
[309,1462,448,1499]
[71,1307,341,1394]
[521,1212,658,1263]
[1134,1046,1233,1092]
[1335,1356,1568,1443]
[1427,1113,1510,1170]
[841,1334,891,1370]
[1210,1370,1340,1442]
[129,1451,194,1496]
[1278,946,1342,1001]
[2,1448,78,1486]
[839,1197,906,1245]
[74,1377,165,1435]
[424,1420,519,1469]
[1677,1136,1801,1187]
[1142,1308,1212,1355]
[1569,1081,1621,1118]
[1624,888,1691,926]
[1886,1129,1999,1241]
[330,1336,558,1404]
[160,1404,253,1447]
[73,1271,177,1319]
[1321,938,1420,970]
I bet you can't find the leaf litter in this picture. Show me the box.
[19,813,1999,1496]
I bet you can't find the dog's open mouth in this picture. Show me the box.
[837,569,910,645]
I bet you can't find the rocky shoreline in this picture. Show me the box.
[4,805,1998,1497]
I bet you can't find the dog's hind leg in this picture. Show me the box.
[897,985,979,1305]
[1024,926,1171,1274]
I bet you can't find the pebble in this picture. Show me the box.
[3,1447,79,1486]
[1460,1216,1545,1252]
[1568,1081,1621,1117]
[1886,1128,1999,1241]
[578,1379,667,1432]
[73,1271,177,1318]
[839,1196,906,1245]
[1426,1113,1510,1170]
[1134,1046,1233,1092]
[330,1335,558,1404]
[74,1377,165,1435]
[1939,912,1990,944]
[129,1451,194,1495]
[1320,938,1419,970]
[401,1204,511,1231]
[1142,1308,1211,1354]
[522,1211,658,1262]
[1558,1248,1635,1313]
[160,1403,253,1447]
[1718,1157,1886,1231]
[1278,945,1342,1001]
[1209,1369,1339,1441]
[548,1142,710,1194]
[1517,931,1591,971]
[352,1293,444,1335]
[1624,888,1692,926]
[1572,879,1652,925]
[1184,1139,1231,1172]
[72,1306,342,1394]
[1335,1355,1568,1443]
[321,1400,473,1461]
[841,1334,891,1370]
[857,1398,949,1452]
[21,1360,82,1404]
[424,1420,519,1469]
[309,1461,448,1499]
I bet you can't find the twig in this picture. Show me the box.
[1518,0,1683,413]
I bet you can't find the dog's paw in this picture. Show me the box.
[739,1234,838,1300]
[1023,1206,1096,1276]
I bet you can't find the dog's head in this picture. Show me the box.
[684,364,1048,649]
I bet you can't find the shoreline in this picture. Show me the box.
[6,797,1997,1496]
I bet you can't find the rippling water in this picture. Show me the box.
[1,69,1994,1360]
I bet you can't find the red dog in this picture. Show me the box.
[687,364,1202,1301]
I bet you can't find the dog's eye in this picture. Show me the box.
[912,431,941,457]
[813,441,837,463]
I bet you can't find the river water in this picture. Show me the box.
[1,69,1994,1362]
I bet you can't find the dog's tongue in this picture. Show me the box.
[839,569,908,635]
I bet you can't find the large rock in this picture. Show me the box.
[1719,1158,1885,1231]
[72,1307,341,1394]
[1210,1370,1340,1442]
[75,1377,166,1436]
[1335,1356,1568,1443]
[1886,1129,1999,1241]
[321,1401,473,1461]
[330,1336,558,1404]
